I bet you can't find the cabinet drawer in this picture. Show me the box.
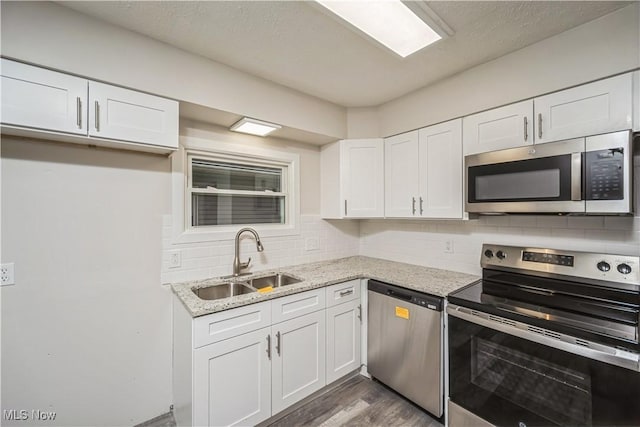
[194,301,271,348]
[325,280,361,308]
[271,288,326,324]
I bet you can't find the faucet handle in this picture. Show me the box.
[241,257,251,269]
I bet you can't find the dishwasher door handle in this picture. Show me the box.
[386,288,412,301]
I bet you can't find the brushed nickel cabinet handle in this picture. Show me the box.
[275,331,281,356]
[94,101,100,132]
[344,200,347,216]
[76,97,82,129]
[419,197,424,215]
[538,113,542,139]
[523,116,528,142]
[339,289,353,297]
[266,334,271,360]
[357,304,362,321]
[412,197,416,215]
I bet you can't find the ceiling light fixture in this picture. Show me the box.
[230,117,282,137]
[315,1,444,58]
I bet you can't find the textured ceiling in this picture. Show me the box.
[59,1,631,107]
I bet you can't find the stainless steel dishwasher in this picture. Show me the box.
[367,279,443,417]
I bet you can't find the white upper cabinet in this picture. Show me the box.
[321,138,384,219]
[1,58,178,153]
[418,119,463,219]
[385,122,463,219]
[534,73,633,144]
[463,100,533,155]
[88,81,178,149]
[1,59,88,135]
[384,130,420,218]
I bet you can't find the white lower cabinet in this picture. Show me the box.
[176,283,362,427]
[326,298,362,384]
[271,310,326,414]
[193,327,272,427]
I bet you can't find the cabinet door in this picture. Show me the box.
[341,139,384,218]
[194,327,271,427]
[462,100,533,155]
[271,310,326,414]
[633,71,639,132]
[326,299,361,384]
[88,81,178,148]
[534,73,632,144]
[0,59,87,135]
[419,119,463,219]
[384,130,420,218]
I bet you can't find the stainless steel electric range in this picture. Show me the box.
[447,244,640,427]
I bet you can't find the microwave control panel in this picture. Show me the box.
[585,148,624,200]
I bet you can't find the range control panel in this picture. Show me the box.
[481,244,639,286]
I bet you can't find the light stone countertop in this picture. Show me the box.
[171,256,480,318]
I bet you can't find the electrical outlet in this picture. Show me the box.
[1,263,15,286]
[305,237,319,251]
[168,251,181,269]
[444,240,454,254]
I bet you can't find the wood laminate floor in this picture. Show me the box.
[137,375,443,427]
[266,375,444,427]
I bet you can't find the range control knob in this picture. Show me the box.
[496,250,507,260]
[484,249,494,258]
[617,263,632,275]
[597,261,611,272]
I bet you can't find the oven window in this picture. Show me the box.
[475,169,560,200]
[449,315,640,427]
[471,337,591,426]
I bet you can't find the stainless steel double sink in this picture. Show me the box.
[192,273,302,301]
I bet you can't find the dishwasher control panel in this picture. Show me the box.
[368,279,443,311]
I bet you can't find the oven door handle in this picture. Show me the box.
[446,303,640,372]
[571,152,582,201]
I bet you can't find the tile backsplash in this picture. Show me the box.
[163,214,640,283]
[360,215,640,276]
[161,215,360,283]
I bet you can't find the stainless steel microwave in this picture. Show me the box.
[465,130,633,214]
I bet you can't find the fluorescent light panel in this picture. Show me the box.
[230,117,281,137]
[316,1,441,58]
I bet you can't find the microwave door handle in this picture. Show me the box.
[571,152,582,201]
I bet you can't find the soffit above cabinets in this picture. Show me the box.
[58,1,632,108]
[179,102,336,146]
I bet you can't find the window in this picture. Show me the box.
[171,136,300,243]
[188,156,288,227]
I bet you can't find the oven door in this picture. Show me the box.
[465,138,584,213]
[448,311,640,427]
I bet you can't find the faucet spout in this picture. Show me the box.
[233,227,264,276]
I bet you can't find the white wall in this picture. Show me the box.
[377,3,640,136]
[0,1,347,140]
[1,138,172,426]
[346,107,380,139]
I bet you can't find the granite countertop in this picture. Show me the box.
[171,256,480,318]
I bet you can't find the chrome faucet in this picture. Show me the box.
[232,227,264,276]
